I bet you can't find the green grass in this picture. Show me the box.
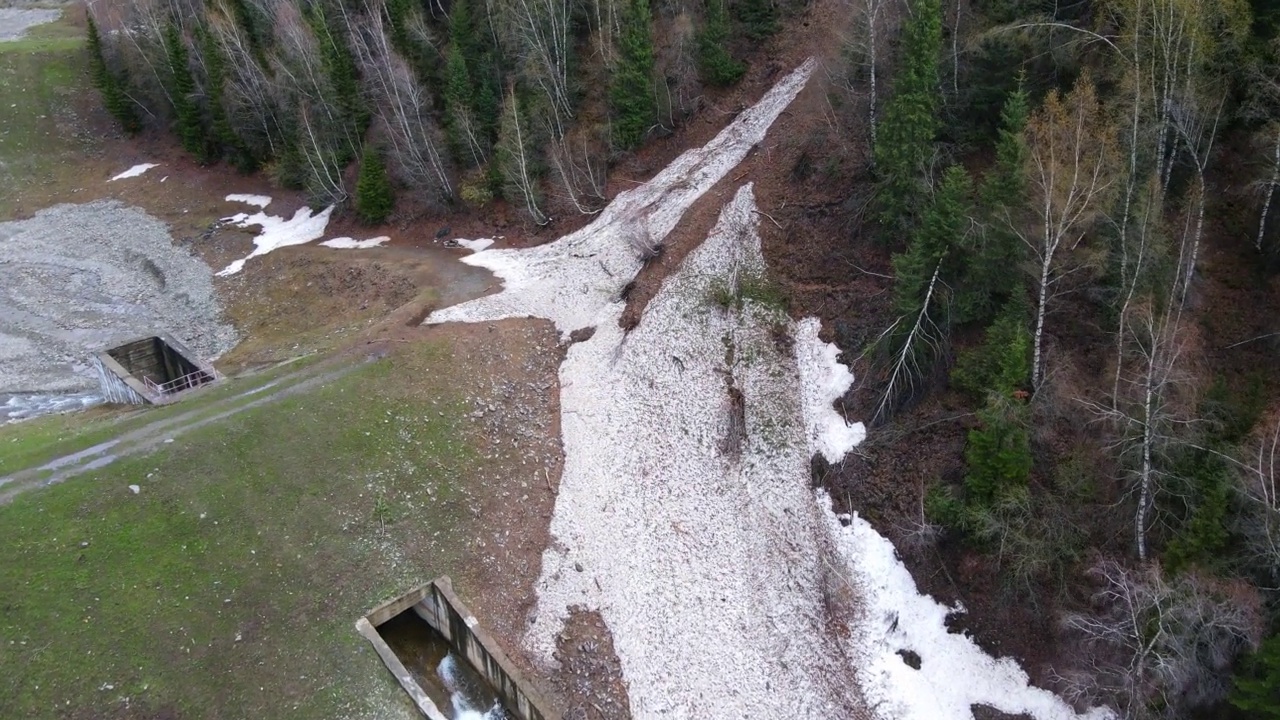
[0,11,91,217]
[0,342,483,719]
[0,355,325,477]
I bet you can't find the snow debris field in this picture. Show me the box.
[429,60,1114,719]
[109,163,159,181]
[0,201,237,393]
[0,8,62,42]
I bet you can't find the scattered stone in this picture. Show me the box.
[128,485,140,494]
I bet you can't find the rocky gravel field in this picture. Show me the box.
[0,200,237,394]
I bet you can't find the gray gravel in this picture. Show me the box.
[0,200,238,393]
[0,8,61,41]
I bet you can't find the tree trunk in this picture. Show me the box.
[1032,257,1050,390]
[1257,125,1280,252]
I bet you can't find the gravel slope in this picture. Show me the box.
[0,201,237,393]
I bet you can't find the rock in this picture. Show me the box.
[128,485,140,494]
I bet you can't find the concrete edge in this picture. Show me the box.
[355,617,450,720]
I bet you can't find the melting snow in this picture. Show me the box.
[795,319,867,463]
[216,206,334,276]
[320,236,389,249]
[427,58,1111,720]
[454,238,495,252]
[109,163,159,181]
[225,194,272,208]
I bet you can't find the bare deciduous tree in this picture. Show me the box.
[494,0,574,138]
[496,84,548,224]
[351,0,453,203]
[1062,559,1262,719]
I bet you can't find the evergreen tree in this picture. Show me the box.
[611,0,658,150]
[734,0,779,40]
[959,83,1029,322]
[198,25,254,169]
[1233,634,1280,719]
[964,394,1033,505]
[950,299,1032,398]
[355,145,395,224]
[306,1,369,159]
[873,0,942,232]
[86,15,140,134]
[890,164,971,316]
[697,0,745,87]
[384,0,439,86]
[165,23,209,161]
[445,0,499,143]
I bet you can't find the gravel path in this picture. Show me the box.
[0,201,238,393]
[0,8,61,41]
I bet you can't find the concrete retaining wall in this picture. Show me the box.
[359,577,560,720]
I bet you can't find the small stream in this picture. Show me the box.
[377,610,508,720]
[2,392,104,423]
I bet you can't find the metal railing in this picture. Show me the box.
[143,369,212,396]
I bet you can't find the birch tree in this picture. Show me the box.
[351,0,453,203]
[1019,77,1115,391]
[496,85,548,224]
[838,0,899,151]
[495,0,575,138]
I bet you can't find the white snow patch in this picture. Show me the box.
[320,236,390,249]
[795,318,866,462]
[109,163,159,181]
[428,58,817,338]
[216,206,334,276]
[225,194,272,208]
[455,238,495,252]
[824,498,1113,720]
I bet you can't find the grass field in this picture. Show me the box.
[0,342,486,720]
[0,9,93,218]
[0,355,325,478]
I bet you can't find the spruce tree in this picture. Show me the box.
[384,0,439,86]
[611,0,657,150]
[86,15,140,134]
[307,1,369,159]
[446,0,499,144]
[891,164,971,317]
[964,395,1032,505]
[734,0,779,40]
[355,145,395,224]
[696,0,745,87]
[959,84,1029,323]
[1233,635,1280,719]
[198,25,252,168]
[165,23,208,161]
[873,0,942,231]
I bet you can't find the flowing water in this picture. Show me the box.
[2,392,104,423]
[376,610,507,720]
